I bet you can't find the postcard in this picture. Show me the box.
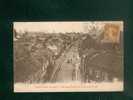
[13,21,123,92]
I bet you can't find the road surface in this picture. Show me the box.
[51,40,81,82]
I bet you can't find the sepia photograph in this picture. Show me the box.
[13,21,123,92]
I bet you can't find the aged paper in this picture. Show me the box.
[13,21,123,92]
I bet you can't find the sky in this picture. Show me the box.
[13,21,123,34]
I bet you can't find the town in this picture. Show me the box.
[13,23,123,84]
